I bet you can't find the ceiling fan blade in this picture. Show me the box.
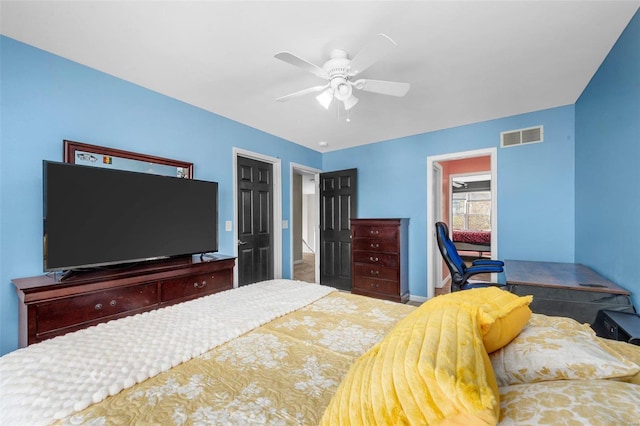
[274,52,329,79]
[276,84,330,102]
[353,79,410,97]
[348,33,398,76]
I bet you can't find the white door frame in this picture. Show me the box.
[426,147,498,299]
[431,162,444,289]
[290,163,321,283]
[233,148,282,287]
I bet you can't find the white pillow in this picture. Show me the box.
[499,379,640,425]
[490,314,639,386]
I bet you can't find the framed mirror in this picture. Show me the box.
[63,140,193,179]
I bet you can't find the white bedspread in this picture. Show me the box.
[0,279,334,426]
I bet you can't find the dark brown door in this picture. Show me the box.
[319,168,357,291]
[237,156,274,286]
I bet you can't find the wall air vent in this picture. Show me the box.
[500,125,543,148]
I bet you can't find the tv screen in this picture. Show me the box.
[43,160,218,272]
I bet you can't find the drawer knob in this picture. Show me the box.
[110,300,117,307]
[370,243,379,249]
[95,303,103,310]
[370,270,380,276]
[369,256,379,262]
[194,281,207,289]
[370,282,379,288]
[370,229,380,235]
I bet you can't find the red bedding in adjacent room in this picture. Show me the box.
[453,229,491,246]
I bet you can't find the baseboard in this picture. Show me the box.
[409,294,428,304]
[435,275,451,289]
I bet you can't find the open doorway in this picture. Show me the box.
[426,148,498,298]
[451,172,492,258]
[291,163,320,283]
[451,172,493,282]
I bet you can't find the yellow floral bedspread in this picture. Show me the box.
[57,291,415,425]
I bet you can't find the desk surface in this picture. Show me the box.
[505,260,630,295]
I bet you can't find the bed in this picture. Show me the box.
[453,229,491,255]
[1,279,639,425]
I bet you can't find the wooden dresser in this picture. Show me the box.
[350,218,409,303]
[12,255,235,347]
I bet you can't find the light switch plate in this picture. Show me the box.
[225,220,232,231]
[282,220,289,229]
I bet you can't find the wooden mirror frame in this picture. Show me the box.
[63,140,194,179]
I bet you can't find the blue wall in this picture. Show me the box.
[2,8,638,355]
[575,9,640,308]
[0,36,322,355]
[324,105,576,297]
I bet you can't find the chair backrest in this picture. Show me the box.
[435,222,466,286]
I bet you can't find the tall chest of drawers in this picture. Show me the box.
[350,218,409,303]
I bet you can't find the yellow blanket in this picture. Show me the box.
[320,302,501,426]
[320,287,538,425]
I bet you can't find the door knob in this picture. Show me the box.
[238,240,248,245]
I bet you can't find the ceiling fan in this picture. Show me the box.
[274,34,410,111]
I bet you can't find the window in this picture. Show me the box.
[452,191,491,231]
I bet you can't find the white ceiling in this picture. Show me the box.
[1,1,638,152]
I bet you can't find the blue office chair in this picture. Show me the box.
[435,221,506,292]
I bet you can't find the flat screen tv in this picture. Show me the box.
[43,160,218,273]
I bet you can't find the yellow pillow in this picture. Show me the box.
[320,302,500,425]
[481,304,532,353]
[431,287,532,352]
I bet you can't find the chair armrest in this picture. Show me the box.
[461,265,504,287]
[465,265,504,274]
[460,282,507,290]
[471,259,505,267]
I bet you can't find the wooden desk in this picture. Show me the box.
[505,260,633,324]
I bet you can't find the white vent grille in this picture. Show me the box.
[501,126,543,148]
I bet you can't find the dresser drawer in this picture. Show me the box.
[353,263,398,281]
[352,225,398,240]
[36,283,157,334]
[353,276,399,293]
[352,239,398,253]
[160,269,233,303]
[352,251,398,268]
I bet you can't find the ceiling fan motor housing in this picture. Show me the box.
[323,50,354,101]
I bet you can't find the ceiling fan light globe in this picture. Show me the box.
[316,89,333,110]
[343,95,358,111]
[334,81,352,102]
